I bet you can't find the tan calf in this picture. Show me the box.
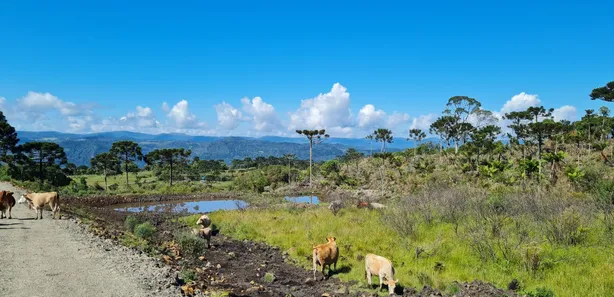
[365,253,398,295]
[312,236,339,279]
[0,191,16,219]
[192,227,212,248]
[196,214,211,228]
[22,192,60,220]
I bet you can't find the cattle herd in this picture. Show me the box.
[0,190,60,220]
[1,192,398,295]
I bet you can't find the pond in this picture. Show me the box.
[114,199,248,214]
[285,195,319,204]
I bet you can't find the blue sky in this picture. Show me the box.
[0,0,612,138]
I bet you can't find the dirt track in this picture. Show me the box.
[0,182,176,297]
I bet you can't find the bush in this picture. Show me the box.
[526,287,555,297]
[134,222,156,239]
[176,231,206,259]
[263,272,276,283]
[179,269,196,283]
[124,215,140,232]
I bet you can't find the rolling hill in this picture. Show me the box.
[17,131,424,166]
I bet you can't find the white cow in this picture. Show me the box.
[365,253,398,295]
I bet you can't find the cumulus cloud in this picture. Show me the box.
[357,104,387,128]
[387,112,410,128]
[166,100,205,129]
[500,92,541,114]
[289,83,352,131]
[552,105,577,122]
[18,91,85,116]
[119,106,160,128]
[241,96,281,132]
[410,114,437,131]
[214,102,244,130]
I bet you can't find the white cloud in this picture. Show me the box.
[357,104,387,128]
[387,112,410,128]
[214,102,244,130]
[161,102,170,113]
[166,100,205,129]
[0,97,5,110]
[241,96,281,132]
[410,114,437,131]
[289,83,352,131]
[119,106,160,128]
[18,91,84,116]
[552,105,577,122]
[501,92,541,114]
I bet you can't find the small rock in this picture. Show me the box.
[216,264,221,269]
[198,256,206,261]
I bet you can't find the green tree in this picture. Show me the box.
[0,111,19,162]
[369,128,393,152]
[110,141,143,186]
[90,152,121,191]
[342,148,364,171]
[430,115,455,152]
[590,81,614,102]
[19,142,68,186]
[408,128,426,157]
[296,129,329,187]
[145,148,192,186]
[444,96,481,153]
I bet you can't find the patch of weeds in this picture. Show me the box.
[447,284,460,295]
[264,272,276,283]
[124,215,140,232]
[176,231,206,259]
[179,268,196,283]
[417,272,433,287]
[134,221,156,239]
[526,287,555,297]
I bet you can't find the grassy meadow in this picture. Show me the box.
[180,188,614,297]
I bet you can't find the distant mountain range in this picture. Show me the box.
[17,131,431,166]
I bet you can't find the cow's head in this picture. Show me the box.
[326,236,336,243]
[18,195,28,204]
[386,279,398,295]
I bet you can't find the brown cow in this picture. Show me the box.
[22,192,60,220]
[0,191,16,219]
[312,236,339,280]
[357,201,370,208]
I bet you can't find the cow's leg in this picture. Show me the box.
[1,210,5,219]
[333,260,337,272]
[366,268,372,286]
[8,206,11,219]
[378,273,383,291]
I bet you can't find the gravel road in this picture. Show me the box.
[0,182,178,297]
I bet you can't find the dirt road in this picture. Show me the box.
[0,182,176,297]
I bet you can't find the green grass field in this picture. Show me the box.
[180,206,614,297]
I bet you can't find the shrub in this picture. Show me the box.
[176,231,206,259]
[179,269,196,283]
[124,215,140,232]
[263,272,276,283]
[134,222,156,239]
[526,287,555,297]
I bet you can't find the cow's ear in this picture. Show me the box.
[333,237,336,241]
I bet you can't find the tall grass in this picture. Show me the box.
[195,186,614,297]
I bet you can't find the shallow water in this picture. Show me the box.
[114,199,248,214]
[284,195,319,204]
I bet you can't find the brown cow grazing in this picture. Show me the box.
[0,191,16,219]
[365,253,398,295]
[357,201,370,208]
[312,236,339,280]
[22,192,60,220]
[191,227,212,248]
